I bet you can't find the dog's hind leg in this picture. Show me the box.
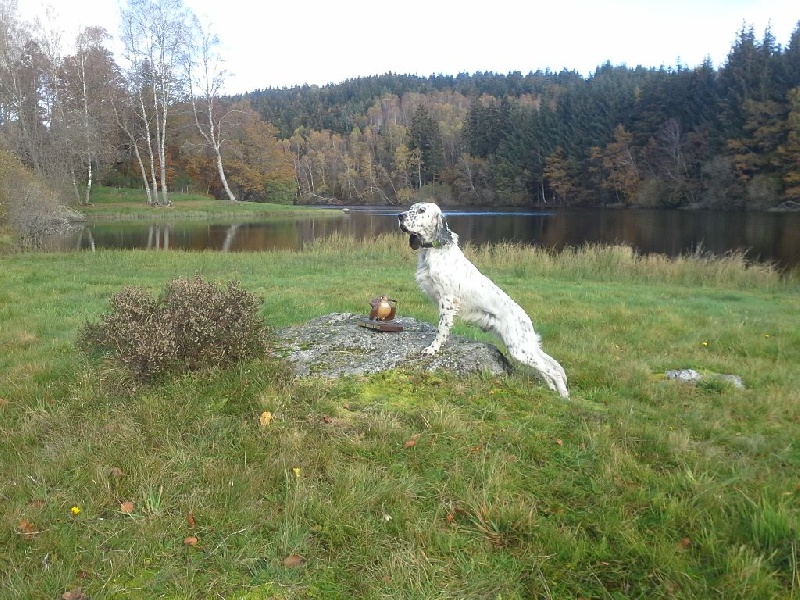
[507,344,569,399]
[540,351,569,398]
[423,295,460,355]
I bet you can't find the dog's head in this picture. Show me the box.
[397,203,456,250]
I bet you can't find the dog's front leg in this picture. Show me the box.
[423,296,459,355]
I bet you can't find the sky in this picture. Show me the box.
[19,0,800,95]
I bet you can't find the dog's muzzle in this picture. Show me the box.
[398,213,421,250]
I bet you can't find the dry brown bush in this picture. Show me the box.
[79,275,270,381]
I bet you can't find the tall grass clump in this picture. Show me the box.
[465,242,791,290]
[302,231,411,263]
[78,274,270,382]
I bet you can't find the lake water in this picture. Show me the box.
[54,207,800,269]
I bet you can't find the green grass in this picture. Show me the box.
[1,238,799,599]
[80,186,330,221]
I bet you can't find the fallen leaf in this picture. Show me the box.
[183,536,199,547]
[187,512,197,529]
[18,519,37,540]
[62,589,87,600]
[120,501,135,514]
[404,434,421,448]
[677,537,692,550]
[282,554,305,568]
[555,439,564,447]
[107,466,124,478]
[445,513,455,524]
[259,411,273,427]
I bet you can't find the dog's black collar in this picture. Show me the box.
[408,232,448,250]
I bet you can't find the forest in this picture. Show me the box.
[243,23,800,209]
[1,0,799,217]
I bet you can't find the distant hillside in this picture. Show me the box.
[233,22,800,209]
[237,71,585,138]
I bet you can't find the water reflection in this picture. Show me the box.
[443,209,800,268]
[46,207,800,269]
[146,224,172,249]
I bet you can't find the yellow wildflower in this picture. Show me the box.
[70,506,81,515]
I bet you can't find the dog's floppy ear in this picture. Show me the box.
[432,211,454,247]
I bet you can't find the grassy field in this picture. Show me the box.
[1,237,799,599]
[78,187,327,221]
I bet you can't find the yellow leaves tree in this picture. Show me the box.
[288,127,350,201]
[778,88,800,201]
[727,94,797,207]
[212,102,295,203]
[728,99,786,182]
[590,125,641,204]
[544,147,582,204]
[392,143,415,202]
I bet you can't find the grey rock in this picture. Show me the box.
[274,313,511,378]
[665,369,703,383]
[666,368,745,389]
[717,374,746,389]
[768,200,800,212]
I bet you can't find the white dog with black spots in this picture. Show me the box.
[398,202,569,398]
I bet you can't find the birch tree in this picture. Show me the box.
[0,2,45,172]
[186,16,235,201]
[119,0,191,206]
[61,27,119,204]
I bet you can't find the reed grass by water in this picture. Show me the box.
[1,240,798,598]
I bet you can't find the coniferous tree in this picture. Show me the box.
[408,104,443,186]
[492,106,539,204]
[782,22,800,87]
[463,97,509,158]
[717,25,780,142]
[780,87,800,200]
